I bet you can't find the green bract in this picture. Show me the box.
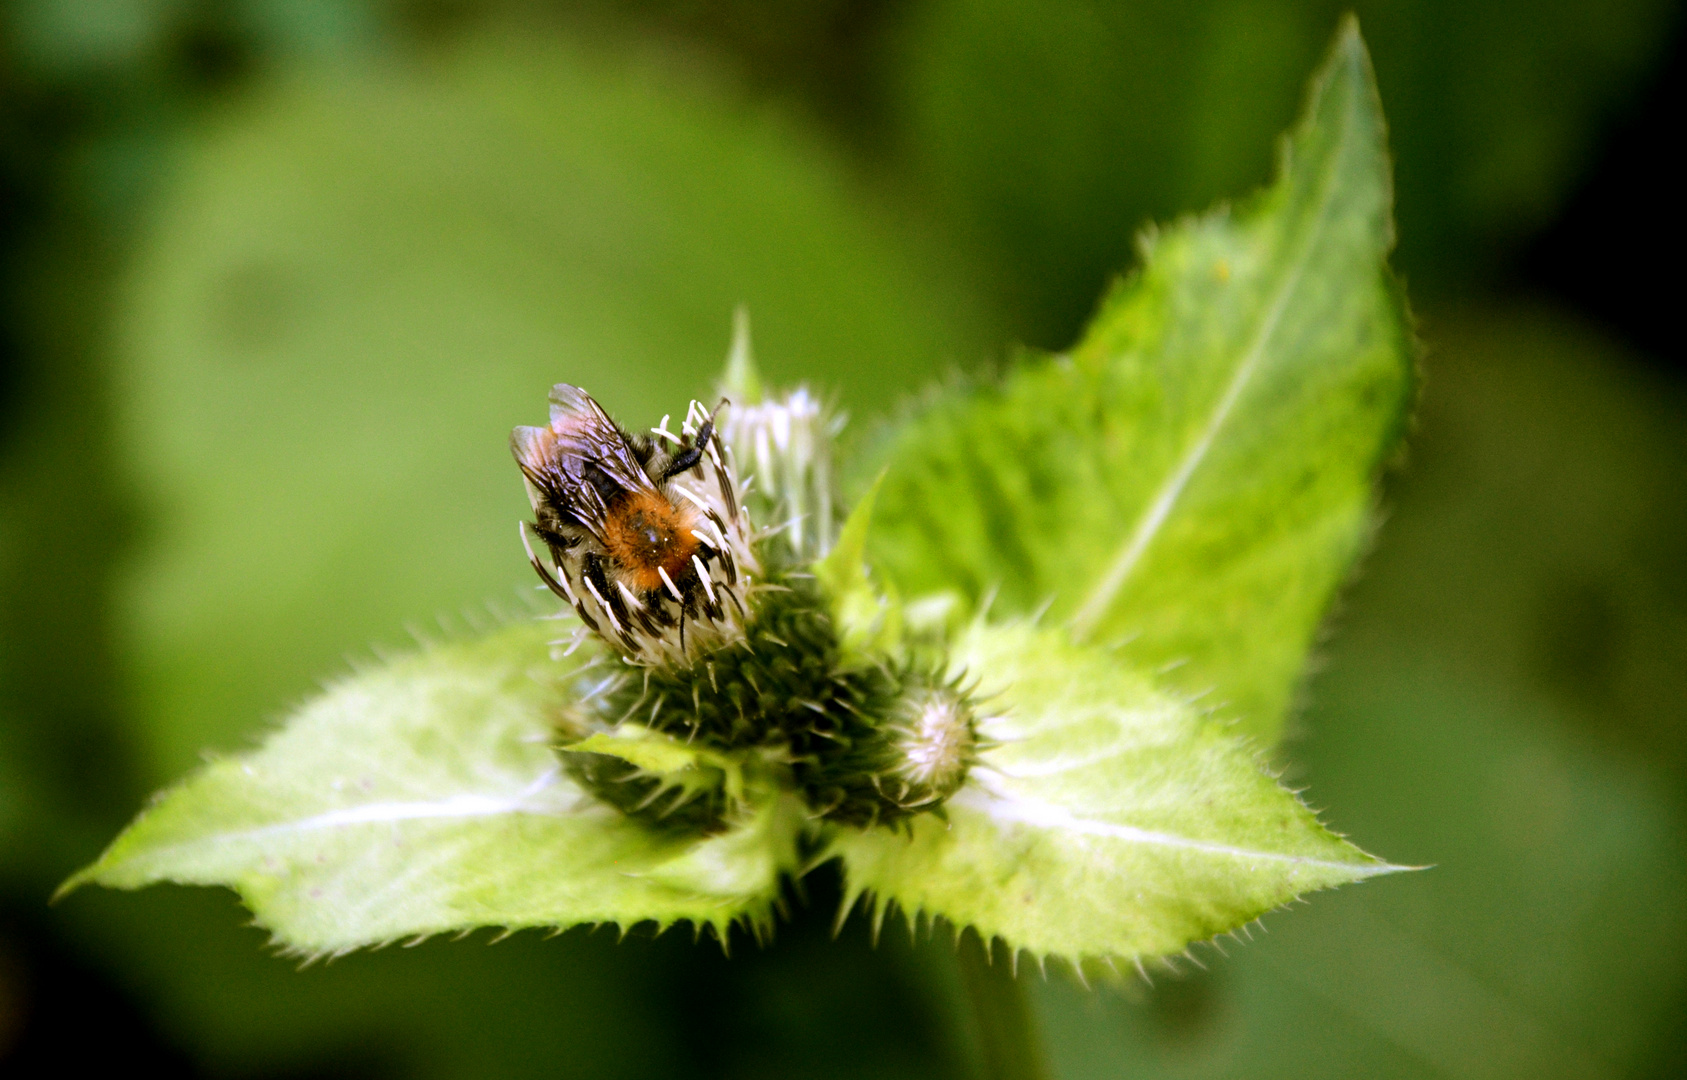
[67,20,1414,966]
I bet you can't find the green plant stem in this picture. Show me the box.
[958,928,1050,1080]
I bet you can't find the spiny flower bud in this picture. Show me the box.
[720,386,841,566]
[578,576,839,748]
[793,666,985,829]
[888,686,978,800]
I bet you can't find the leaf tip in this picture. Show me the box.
[1364,859,1431,878]
[48,872,87,905]
[1332,11,1365,55]
[1319,12,1376,93]
[817,468,885,583]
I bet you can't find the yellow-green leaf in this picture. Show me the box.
[866,20,1413,741]
[62,622,794,955]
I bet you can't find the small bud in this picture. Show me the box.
[888,687,977,800]
[795,666,983,828]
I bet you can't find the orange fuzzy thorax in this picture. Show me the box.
[601,489,702,593]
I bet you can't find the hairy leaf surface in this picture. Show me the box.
[866,21,1412,740]
[63,623,794,954]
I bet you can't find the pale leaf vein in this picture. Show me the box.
[1071,88,1357,638]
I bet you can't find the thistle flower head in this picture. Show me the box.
[715,309,845,566]
[517,321,981,834]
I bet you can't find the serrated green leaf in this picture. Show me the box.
[831,620,1400,964]
[62,621,795,955]
[867,21,1412,740]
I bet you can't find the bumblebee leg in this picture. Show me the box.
[659,410,719,480]
[582,553,640,654]
[660,444,704,479]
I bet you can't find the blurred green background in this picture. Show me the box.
[2,1,1682,1077]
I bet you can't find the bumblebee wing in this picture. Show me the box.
[510,425,558,512]
[512,385,661,540]
[512,420,617,537]
[546,384,659,495]
[548,383,608,430]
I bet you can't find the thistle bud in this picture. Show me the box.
[717,387,842,566]
[794,666,983,828]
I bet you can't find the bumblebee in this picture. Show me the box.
[512,385,751,662]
